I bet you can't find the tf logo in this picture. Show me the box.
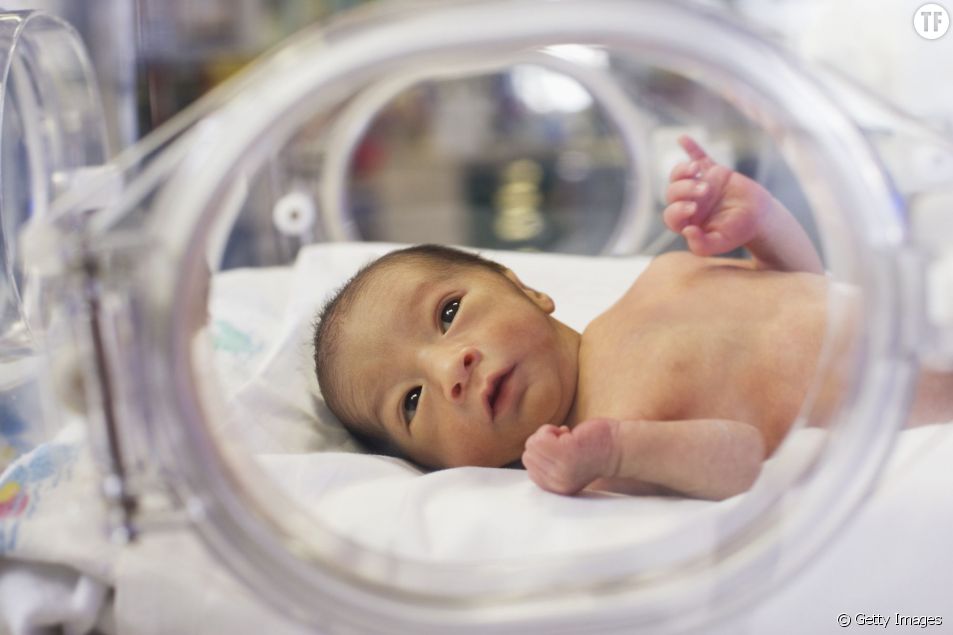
[915,3,950,39]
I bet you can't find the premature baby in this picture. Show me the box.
[312,136,953,500]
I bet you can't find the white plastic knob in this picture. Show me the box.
[272,190,316,237]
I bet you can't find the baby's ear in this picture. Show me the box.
[502,268,555,314]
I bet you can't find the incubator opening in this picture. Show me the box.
[4,2,953,634]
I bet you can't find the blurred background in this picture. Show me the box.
[3,0,951,266]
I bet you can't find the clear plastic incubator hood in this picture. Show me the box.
[2,1,953,633]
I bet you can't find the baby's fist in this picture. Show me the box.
[522,419,621,495]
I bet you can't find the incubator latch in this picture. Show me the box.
[926,255,953,369]
[911,189,953,369]
[51,164,122,213]
[19,164,122,278]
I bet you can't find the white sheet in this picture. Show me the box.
[4,422,951,635]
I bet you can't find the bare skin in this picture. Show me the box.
[522,252,827,499]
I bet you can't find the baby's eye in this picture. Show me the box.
[440,298,461,332]
[403,386,421,423]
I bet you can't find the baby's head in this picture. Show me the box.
[313,244,580,469]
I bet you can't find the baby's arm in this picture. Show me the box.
[522,417,765,501]
[664,136,823,274]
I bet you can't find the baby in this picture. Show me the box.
[312,136,952,500]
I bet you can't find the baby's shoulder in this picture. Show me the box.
[625,251,700,293]
[647,250,707,272]
[594,253,710,321]
[585,253,710,334]
[645,251,757,282]
[625,251,697,287]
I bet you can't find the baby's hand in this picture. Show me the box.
[522,418,621,496]
[663,135,775,257]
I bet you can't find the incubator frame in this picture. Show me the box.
[0,10,109,352]
[10,0,944,633]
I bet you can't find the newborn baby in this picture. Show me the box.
[312,136,952,500]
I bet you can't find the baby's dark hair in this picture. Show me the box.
[312,244,507,455]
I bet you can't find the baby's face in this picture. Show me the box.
[335,260,578,469]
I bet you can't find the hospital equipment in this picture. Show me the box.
[2,1,953,633]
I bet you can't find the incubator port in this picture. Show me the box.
[3,2,951,634]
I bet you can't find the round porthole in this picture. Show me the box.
[26,1,940,633]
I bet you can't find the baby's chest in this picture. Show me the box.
[575,302,767,423]
[576,318,702,422]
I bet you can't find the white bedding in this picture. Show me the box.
[2,242,952,634]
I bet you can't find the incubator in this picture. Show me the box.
[1,1,953,633]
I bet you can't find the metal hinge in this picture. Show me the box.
[20,164,191,543]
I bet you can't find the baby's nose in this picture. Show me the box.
[445,347,480,403]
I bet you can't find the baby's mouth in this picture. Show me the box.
[484,366,515,421]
